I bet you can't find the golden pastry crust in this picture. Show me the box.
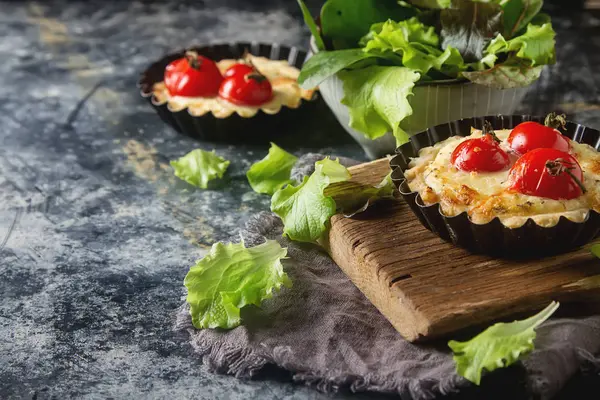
[405,129,600,228]
[151,54,316,119]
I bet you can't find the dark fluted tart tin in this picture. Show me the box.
[138,42,319,143]
[390,115,600,257]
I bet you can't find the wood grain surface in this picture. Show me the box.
[326,158,600,342]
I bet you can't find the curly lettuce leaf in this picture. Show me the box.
[297,0,325,51]
[185,240,291,329]
[320,0,417,49]
[171,149,230,189]
[486,22,556,66]
[338,65,420,144]
[363,17,439,48]
[467,53,499,71]
[362,18,465,76]
[449,301,559,385]
[246,143,298,195]
[462,57,543,89]
[440,0,503,63]
[502,0,543,38]
[592,244,600,258]
[271,157,351,243]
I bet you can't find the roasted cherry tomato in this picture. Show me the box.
[164,51,223,97]
[450,122,510,172]
[223,63,255,79]
[218,72,273,106]
[507,113,570,155]
[507,148,586,200]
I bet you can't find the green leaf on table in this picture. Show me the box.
[486,23,556,66]
[592,244,600,259]
[362,18,465,76]
[320,0,417,49]
[271,157,351,243]
[185,240,291,329]
[338,65,420,144]
[440,0,503,63]
[298,49,384,89]
[246,143,298,195]
[502,0,543,38]
[461,57,543,89]
[449,301,559,385]
[171,149,230,189]
[297,0,325,51]
[327,172,396,217]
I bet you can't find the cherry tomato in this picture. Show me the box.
[451,132,510,173]
[507,114,570,155]
[223,63,255,79]
[164,51,223,97]
[218,72,273,106]
[507,148,586,200]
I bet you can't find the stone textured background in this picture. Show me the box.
[0,1,599,399]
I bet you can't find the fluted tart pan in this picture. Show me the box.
[138,42,320,143]
[390,115,600,257]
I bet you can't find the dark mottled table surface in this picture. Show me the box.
[1,1,599,399]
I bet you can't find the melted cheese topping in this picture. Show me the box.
[152,55,316,118]
[405,128,600,228]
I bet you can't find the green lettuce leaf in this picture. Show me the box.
[298,49,385,89]
[185,240,291,329]
[297,0,325,51]
[319,0,417,49]
[502,0,543,38]
[467,53,499,71]
[440,0,503,63]
[362,18,464,76]
[171,149,230,189]
[449,301,559,385]
[592,244,600,258]
[338,65,420,144]
[486,23,556,66]
[271,157,351,243]
[363,17,439,48]
[246,143,298,195]
[461,57,543,89]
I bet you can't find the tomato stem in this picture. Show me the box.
[483,121,501,143]
[544,112,567,131]
[239,50,266,80]
[185,50,202,69]
[545,158,586,193]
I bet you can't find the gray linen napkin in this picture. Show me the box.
[175,155,600,400]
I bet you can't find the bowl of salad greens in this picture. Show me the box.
[297,0,556,159]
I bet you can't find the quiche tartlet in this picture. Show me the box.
[138,43,319,142]
[151,54,316,119]
[390,115,600,256]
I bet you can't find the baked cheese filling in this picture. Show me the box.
[152,55,316,118]
[405,129,600,228]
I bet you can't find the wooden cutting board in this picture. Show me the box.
[324,158,600,342]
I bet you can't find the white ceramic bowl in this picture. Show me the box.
[308,37,531,159]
